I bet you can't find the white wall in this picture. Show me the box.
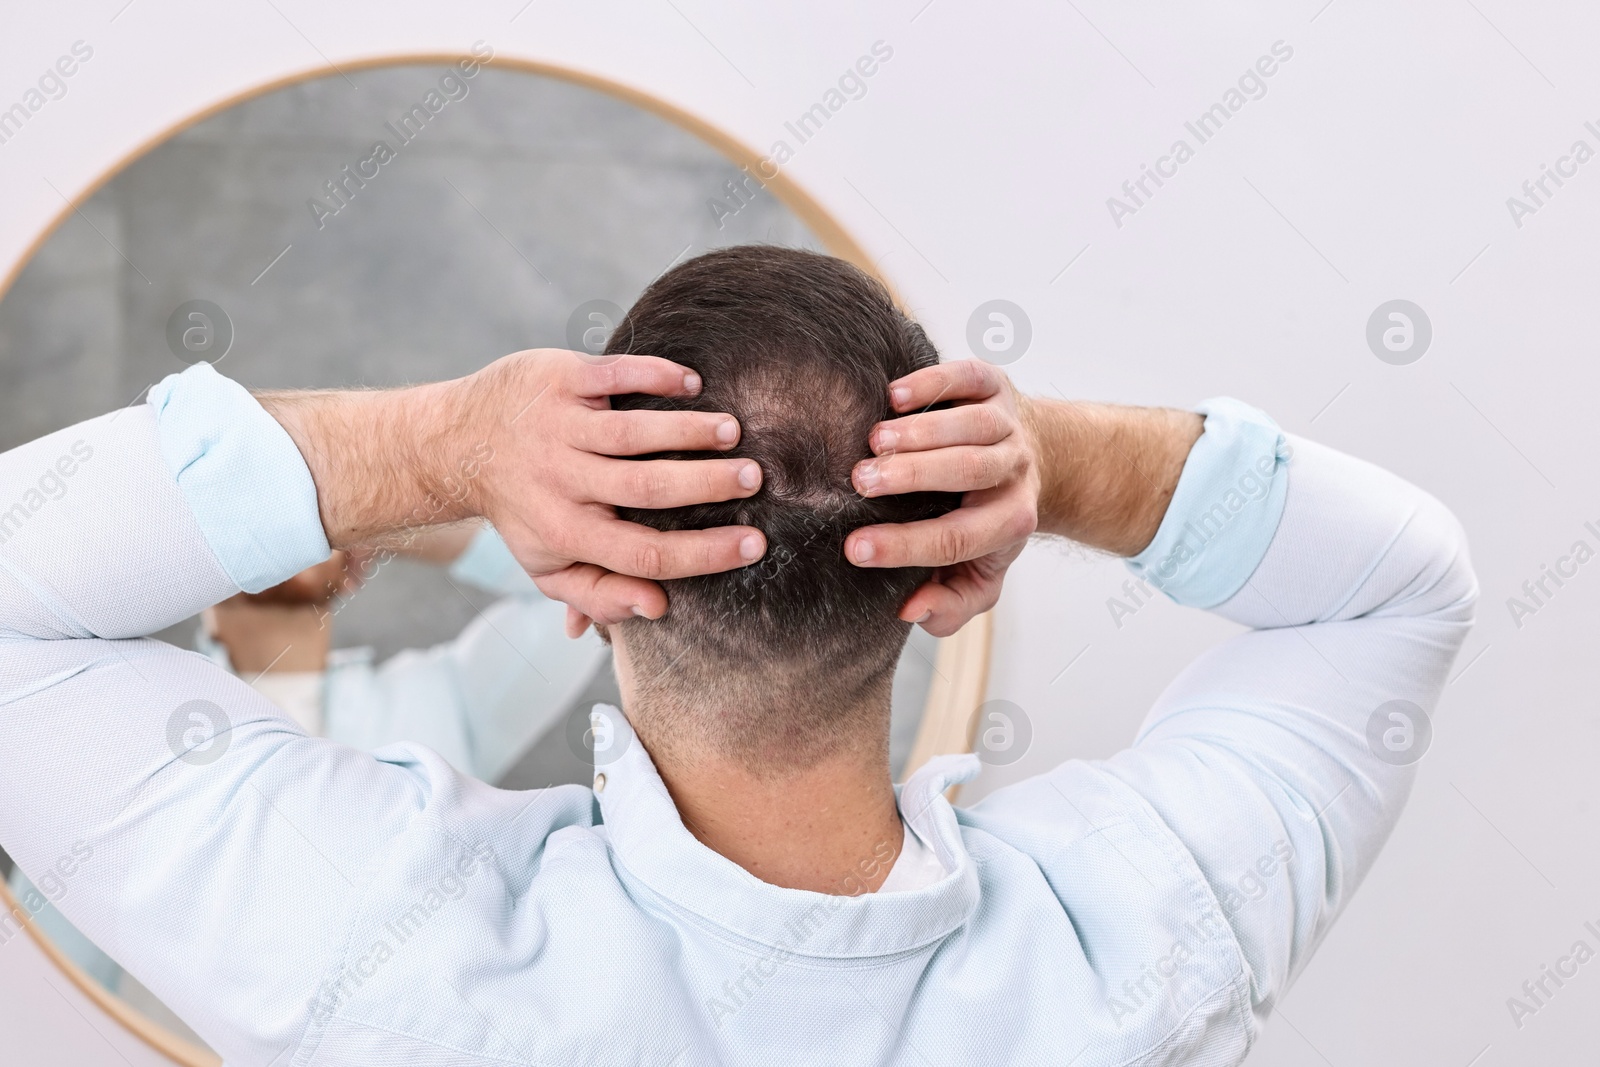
[2,2,1596,1063]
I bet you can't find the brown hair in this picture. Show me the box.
[608,246,957,766]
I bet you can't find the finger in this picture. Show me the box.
[571,354,704,399]
[564,604,592,639]
[536,563,669,626]
[854,444,1021,497]
[576,408,741,456]
[846,491,1032,569]
[581,455,763,509]
[887,360,1005,413]
[586,519,766,581]
[870,403,1013,456]
[898,570,1002,638]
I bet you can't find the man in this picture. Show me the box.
[0,247,1473,1064]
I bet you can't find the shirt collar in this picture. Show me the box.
[588,704,982,959]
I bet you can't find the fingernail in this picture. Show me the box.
[738,462,761,489]
[684,372,702,394]
[632,604,648,617]
[875,428,898,452]
[913,609,932,623]
[740,534,764,561]
[856,462,881,490]
[853,539,875,563]
[891,386,911,407]
[716,419,738,445]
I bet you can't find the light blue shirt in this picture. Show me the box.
[0,364,1476,1065]
[8,522,605,993]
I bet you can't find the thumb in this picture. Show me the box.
[534,563,670,629]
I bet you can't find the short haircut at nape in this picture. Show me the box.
[608,246,958,769]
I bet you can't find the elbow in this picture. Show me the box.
[1406,492,1479,629]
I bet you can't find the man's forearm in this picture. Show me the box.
[1020,397,1203,557]
[258,379,485,550]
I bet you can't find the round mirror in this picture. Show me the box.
[0,54,990,1065]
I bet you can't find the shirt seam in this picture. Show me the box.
[1082,762,1257,1036]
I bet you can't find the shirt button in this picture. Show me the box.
[593,773,607,793]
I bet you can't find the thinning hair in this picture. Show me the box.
[609,246,958,770]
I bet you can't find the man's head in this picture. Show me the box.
[607,246,958,772]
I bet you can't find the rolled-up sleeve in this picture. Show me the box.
[147,361,330,594]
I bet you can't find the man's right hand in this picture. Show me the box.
[259,349,767,634]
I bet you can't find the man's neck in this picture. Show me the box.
[645,739,905,895]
